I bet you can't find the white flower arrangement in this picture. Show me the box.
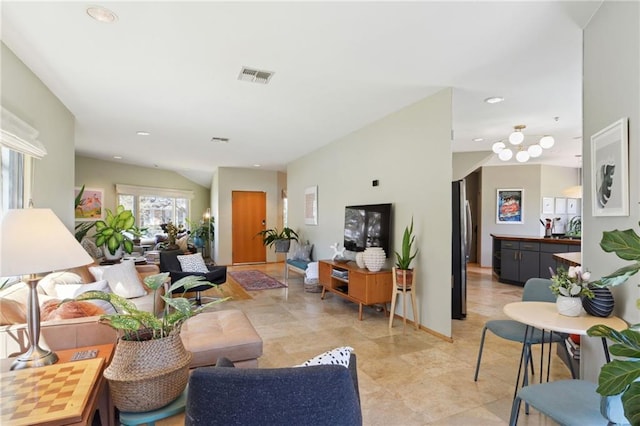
[549,265,594,298]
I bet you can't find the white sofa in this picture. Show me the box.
[0,262,163,359]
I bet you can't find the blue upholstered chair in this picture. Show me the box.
[474,278,576,383]
[185,354,361,426]
[509,379,630,425]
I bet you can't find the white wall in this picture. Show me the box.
[75,155,210,225]
[214,167,281,266]
[478,164,580,267]
[581,1,639,381]
[1,42,75,228]
[287,88,454,338]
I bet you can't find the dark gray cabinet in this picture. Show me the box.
[540,243,582,278]
[499,241,540,285]
[492,235,580,286]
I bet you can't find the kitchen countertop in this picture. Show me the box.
[491,234,581,245]
[553,252,582,266]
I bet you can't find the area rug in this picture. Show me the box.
[228,270,287,291]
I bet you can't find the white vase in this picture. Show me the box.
[103,244,123,261]
[556,295,582,317]
[363,247,385,272]
[355,252,366,269]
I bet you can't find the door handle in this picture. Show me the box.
[261,220,266,226]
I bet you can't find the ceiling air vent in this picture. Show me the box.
[238,67,274,84]
[211,137,229,143]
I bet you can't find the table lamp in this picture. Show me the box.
[0,208,93,370]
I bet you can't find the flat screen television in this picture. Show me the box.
[343,203,392,257]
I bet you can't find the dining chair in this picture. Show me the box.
[509,379,629,425]
[474,278,576,384]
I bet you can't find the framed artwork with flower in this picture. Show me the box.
[74,187,103,221]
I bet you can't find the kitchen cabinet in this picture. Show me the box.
[500,241,540,284]
[492,235,581,286]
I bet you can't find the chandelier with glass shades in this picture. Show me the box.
[492,125,555,163]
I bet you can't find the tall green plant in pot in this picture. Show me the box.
[394,217,418,288]
[586,222,640,424]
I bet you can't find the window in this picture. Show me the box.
[1,147,25,211]
[116,184,193,236]
[1,108,46,284]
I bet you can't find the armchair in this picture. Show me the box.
[159,250,226,305]
[185,354,361,425]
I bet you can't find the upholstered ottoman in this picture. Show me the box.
[180,309,263,368]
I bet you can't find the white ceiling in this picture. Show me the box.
[2,1,600,187]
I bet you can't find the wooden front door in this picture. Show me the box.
[232,191,267,264]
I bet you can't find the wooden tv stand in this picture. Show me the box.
[319,260,392,320]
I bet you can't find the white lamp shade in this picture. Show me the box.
[492,141,505,153]
[0,208,93,276]
[527,144,543,158]
[539,135,555,149]
[516,150,530,162]
[509,131,524,145]
[498,148,513,161]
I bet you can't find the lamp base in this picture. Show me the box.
[10,345,58,370]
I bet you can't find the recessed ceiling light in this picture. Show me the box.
[484,96,504,104]
[136,131,150,136]
[113,155,122,160]
[472,137,484,142]
[253,164,261,168]
[86,6,118,23]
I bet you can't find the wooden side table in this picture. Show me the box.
[0,343,115,426]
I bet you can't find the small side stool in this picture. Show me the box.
[119,387,187,426]
[388,267,418,331]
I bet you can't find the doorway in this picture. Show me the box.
[232,191,267,264]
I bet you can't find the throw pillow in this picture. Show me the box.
[177,253,209,273]
[89,260,147,299]
[0,298,27,325]
[41,299,105,321]
[177,235,189,252]
[296,346,354,368]
[38,271,83,297]
[81,237,104,259]
[293,242,313,262]
[72,280,116,314]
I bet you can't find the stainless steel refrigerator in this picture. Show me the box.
[452,179,472,319]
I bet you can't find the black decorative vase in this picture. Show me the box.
[582,286,615,318]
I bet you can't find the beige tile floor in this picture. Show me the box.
[151,263,570,425]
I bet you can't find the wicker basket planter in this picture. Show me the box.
[104,333,192,412]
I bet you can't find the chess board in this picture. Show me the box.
[0,357,104,426]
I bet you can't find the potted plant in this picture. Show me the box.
[257,227,299,253]
[586,222,640,423]
[394,217,418,288]
[72,273,229,412]
[94,205,138,259]
[549,265,594,316]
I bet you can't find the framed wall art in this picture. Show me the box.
[74,187,103,221]
[591,118,629,217]
[554,197,567,214]
[542,197,554,215]
[567,198,578,215]
[304,185,318,225]
[496,188,523,224]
